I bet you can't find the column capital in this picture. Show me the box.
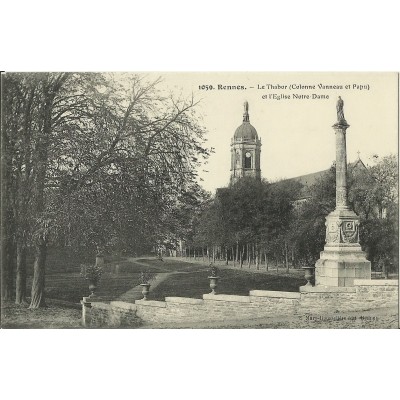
[332,121,350,130]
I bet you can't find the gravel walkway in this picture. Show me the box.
[117,272,176,302]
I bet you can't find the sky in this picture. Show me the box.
[148,72,398,193]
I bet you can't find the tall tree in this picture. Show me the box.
[29,73,70,308]
[2,72,211,308]
[1,74,19,301]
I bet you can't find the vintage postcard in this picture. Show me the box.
[1,72,398,329]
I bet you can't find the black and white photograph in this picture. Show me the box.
[2,2,400,400]
[1,72,398,329]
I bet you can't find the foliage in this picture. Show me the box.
[139,271,156,284]
[289,166,336,265]
[292,157,398,270]
[189,155,398,273]
[2,72,211,306]
[192,177,301,256]
[80,264,103,282]
[208,265,219,277]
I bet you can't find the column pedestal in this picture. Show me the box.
[314,116,371,287]
[315,196,371,287]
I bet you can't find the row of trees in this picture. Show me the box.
[188,177,302,269]
[1,73,211,308]
[183,155,398,272]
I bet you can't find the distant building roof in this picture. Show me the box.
[277,158,367,200]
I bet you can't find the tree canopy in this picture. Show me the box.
[189,156,398,273]
[1,72,211,307]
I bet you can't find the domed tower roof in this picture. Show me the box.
[234,101,258,140]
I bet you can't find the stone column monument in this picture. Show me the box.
[314,97,371,287]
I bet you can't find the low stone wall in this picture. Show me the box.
[300,279,398,314]
[85,300,141,328]
[83,280,398,328]
[85,291,301,327]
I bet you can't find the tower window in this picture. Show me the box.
[244,152,252,169]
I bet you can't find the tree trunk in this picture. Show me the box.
[291,247,295,268]
[236,241,239,262]
[29,242,47,309]
[1,127,15,301]
[285,240,289,272]
[255,245,259,270]
[1,235,15,301]
[232,246,235,267]
[15,85,35,305]
[15,242,27,304]
[382,259,389,279]
[29,78,61,309]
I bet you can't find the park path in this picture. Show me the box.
[115,256,302,303]
[116,258,176,303]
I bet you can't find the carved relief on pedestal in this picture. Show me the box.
[340,220,360,244]
[326,218,360,245]
[325,220,341,243]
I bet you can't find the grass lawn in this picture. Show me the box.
[148,260,306,300]
[34,259,169,304]
[136,258,207,272]
[22,249,164,304]
[4,254,306,324]
[40,271,143,304]
[39,257,306,303]
[16,256,307,305]
[1,300,82,329]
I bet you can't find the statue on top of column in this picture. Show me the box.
[243,100,250,122]
[336,96,345,122]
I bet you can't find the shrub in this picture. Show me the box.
[139,271,156,284]
[80,264,103,282]
[208,264,219,277]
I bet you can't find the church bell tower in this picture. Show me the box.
[230,101,262,184]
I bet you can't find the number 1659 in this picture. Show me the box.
[199,85,214,90]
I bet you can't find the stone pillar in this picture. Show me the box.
[314,98,371,287]
[81,297,92,327]
[334,122,349,209]
[95,245,104,267]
